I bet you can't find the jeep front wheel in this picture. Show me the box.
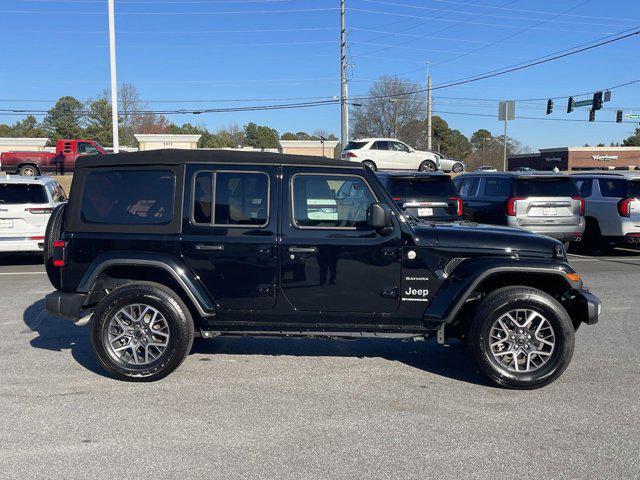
[91,282,194,382]
[468,286,575,389]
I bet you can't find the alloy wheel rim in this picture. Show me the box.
[489,308,555,373]
[106,304,170,366]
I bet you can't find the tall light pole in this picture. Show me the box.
[340,0,348,146]
[107,0,119,153]
[426,61,432,150]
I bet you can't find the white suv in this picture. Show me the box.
[0,175,67,253]
[342,138,441,172]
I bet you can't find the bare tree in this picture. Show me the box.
[351,76,424,140]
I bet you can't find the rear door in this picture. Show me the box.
[369,141,393,169]
[514,177,580,227]
[0,182,51,241]
[386,175,459,221]
[455,176,480,221]
[181,164,279,311]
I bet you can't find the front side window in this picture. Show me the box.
[598,178,627,198]
[192,171,268,226]
[81,170,174,225]
[292,175,376,228]
[77,142,100,155]
[391,141,410,153]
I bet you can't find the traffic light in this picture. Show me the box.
[617,110,623,123]
[589,109,595,122]
[546,99,554,115]
[567,97,574,113]
[593,91,603,111]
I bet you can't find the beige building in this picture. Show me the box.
[134,134,201,151]
[278,139,340,157]
[0,137,48,154]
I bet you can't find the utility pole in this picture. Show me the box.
[107,0,119,153]
[340,0,348,146]
[426,62,432,150]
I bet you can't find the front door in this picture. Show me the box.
[280,168,401,314]
[181,164,279,311]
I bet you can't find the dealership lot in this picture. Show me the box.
[0,252,638,479]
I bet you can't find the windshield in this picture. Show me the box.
[387,177,456,197]
[344,141,367,150]
[515,177,578,197]
[0,184,48,204]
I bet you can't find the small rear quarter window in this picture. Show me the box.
[344,141,367,150]
[80,170,175,225]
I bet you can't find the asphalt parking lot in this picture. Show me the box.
[0,252,638,479]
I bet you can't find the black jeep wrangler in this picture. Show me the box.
[44,150,600,388]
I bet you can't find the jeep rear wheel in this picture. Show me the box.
[91,282,194,382]
[468,286,575,389]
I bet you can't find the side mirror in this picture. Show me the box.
[367,203,393,229]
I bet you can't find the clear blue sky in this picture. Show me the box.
[1,0,639,150]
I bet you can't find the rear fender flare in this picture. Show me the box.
[78,252,216,317]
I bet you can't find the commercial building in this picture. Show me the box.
[508,146,640,171]
[0,137,48,154]
[134,134,201,151]
[278,139,340,158]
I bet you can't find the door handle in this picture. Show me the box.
[288,246,317,254]
[195,244,224,251]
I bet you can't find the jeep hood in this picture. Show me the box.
[412,222,562,258]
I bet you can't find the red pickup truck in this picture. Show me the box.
[0,139,107,176]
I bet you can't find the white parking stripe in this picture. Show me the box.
[0,271,46,275]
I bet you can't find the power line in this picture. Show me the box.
[0,7,337,14]
[351,41,518,58]
[359,0,625,28]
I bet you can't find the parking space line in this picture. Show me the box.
[0,271,46,275]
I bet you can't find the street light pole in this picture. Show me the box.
[107,0,119,153]
[426,61,432,150]
[340,0,348,146]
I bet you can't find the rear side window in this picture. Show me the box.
[515,178,579,197]
[292,174,376,228]
[371,141,389,150]
[387,177,456,197]
[484,177,512,197]
[628,181,640,197]
[598,178,627,198]
[81,170,174,225]
[0,184,47,204]
[192,171,268,226]
[573,178,592,198]
[458,178,479,197]
[344,141,367,150]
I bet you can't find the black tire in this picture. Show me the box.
[44,204,66,290]
[452,162,464,173]
[91,282,195,382]
[419,160,437,172]
[18,164,39,176]
[362,160,377,171]
[468,286,575,389]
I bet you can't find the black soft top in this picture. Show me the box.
[77,149,353,169]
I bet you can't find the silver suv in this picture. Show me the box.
[454,172,585,244]
[571,172,640,252]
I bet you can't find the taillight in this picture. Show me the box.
[346,151,358,158]
[572,196,585,216]
[449,196,463,216]
[506,196,524,216]
[25,207,53,214]
[53,240,67,267]
[392,197,402,201]
[29,236,45,241]
[618,197,636,217]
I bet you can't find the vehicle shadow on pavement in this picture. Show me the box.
[191,336,492,387]
[0,253,44,266]
[23,300,107,378]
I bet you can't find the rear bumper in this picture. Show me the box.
[574,288,601,325]
[45,291,87,321]
[508,218,586,241]
[0,239,44,252]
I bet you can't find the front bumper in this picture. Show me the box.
[45,291,87,321]
[574,288,601,325]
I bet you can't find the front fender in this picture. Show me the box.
[424,257,579,324]
[78,251,216,317]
